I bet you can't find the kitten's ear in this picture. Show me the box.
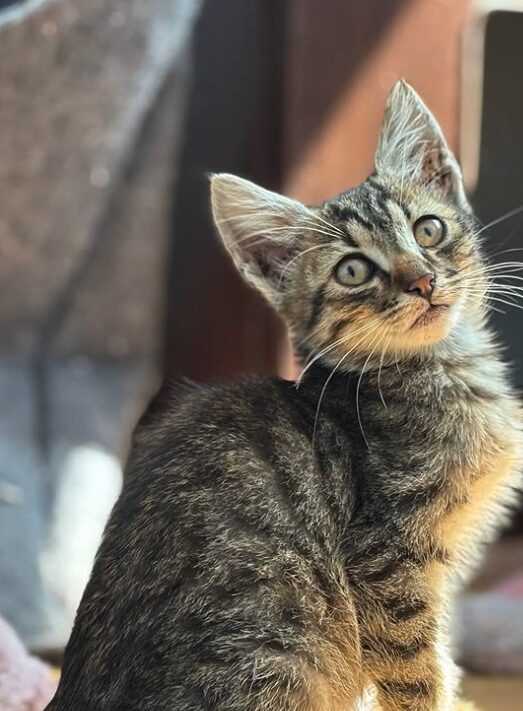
[375,80,468,207]
[211,173,314,310]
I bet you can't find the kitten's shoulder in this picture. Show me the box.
[141,375,300,422]
[130,375,309,459]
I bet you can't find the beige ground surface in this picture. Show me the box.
[464,675,523,711]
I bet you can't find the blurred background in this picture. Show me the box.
[0,0,522,708]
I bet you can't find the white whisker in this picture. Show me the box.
[311,323,383,446]
[475,205,523,236]
[377,325,393,409]
[356,328,386,450]
[297,317,382,385]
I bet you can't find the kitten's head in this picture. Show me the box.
[211,81,484,368]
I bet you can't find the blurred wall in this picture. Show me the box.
[166,0,288,381]
[470,8,523,388]
[283,0,471,201]
[0,0,202,650]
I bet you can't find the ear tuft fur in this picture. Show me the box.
[210,174,316,310]
[375,80,468,207]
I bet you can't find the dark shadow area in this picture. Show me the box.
[0,0,24,10]
[472,10,523,388]
[165,0,287,381]
[471,10,523,533]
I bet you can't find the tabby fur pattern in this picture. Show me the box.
[47,81,521,711]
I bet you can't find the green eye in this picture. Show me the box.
[335,256,375,286]
[413,216,446,247]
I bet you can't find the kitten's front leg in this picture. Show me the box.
[360,612,458,711]
[367,652,454,711]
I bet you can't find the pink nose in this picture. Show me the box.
[407,273,435,299]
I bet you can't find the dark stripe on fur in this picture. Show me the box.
[384,596,429,622]
[306,285,327,331]
[362,634,428,660]
[335,206,374,232]
[378,678,433,699]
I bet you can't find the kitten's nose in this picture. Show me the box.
[406,273,435,299]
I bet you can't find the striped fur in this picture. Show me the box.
[47,82,520,710]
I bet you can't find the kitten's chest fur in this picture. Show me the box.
[325,330,522,573]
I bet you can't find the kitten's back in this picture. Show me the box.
[48,377,357,710]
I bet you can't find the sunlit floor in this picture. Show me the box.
[464,675,523,711]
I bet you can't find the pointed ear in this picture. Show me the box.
[210,173,315,310]
[375,80,468,208]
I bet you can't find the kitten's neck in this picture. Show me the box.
[300,313,506,406]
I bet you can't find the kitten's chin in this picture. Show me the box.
[410,304,450,330]
[399,302,460,352]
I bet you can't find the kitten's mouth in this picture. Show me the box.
[410,303,450,329]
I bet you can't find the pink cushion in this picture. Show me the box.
[0,616,56,711]
[496,572,523,597]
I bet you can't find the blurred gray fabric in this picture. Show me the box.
[0,0,201,649]
[453,594,523,674]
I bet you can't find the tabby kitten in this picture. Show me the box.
[47,81,521,711]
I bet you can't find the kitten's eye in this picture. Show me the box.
[413,216,446,247]
[335,256,375,286]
